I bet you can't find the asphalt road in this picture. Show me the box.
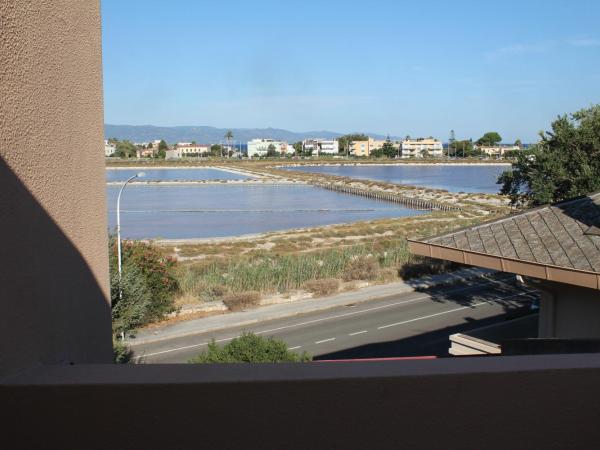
[131,276,538,363]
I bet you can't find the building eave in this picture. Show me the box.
[407,239,600,290]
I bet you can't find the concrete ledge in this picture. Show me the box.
[450,333,501,355]
[3,354,600,450]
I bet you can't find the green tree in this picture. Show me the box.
[498,104,600,206]
[381,141,396,158]
[157,139,168,158]
[476,132,502,146]
[189,332,311,363]
[224,130,234,158]
[514,138,522,148]
[266,144,279,157]
[449,139,475,157]
[115,140,136,158]
[292,141,303,155]
[210,144,222,157]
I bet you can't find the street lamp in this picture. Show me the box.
[116,172,145,290]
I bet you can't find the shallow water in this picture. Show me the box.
[282,164,508,193]
[106,167,249,182]
[106,184,424,239]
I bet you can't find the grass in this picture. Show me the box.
[169,210,504,310]
[176,240,412,301]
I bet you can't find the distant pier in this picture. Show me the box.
[316,182,459,212]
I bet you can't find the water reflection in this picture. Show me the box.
[106,185,424,239]
[283,164,507,193]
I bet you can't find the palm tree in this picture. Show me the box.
[224,130,233,158]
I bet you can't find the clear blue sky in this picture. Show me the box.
[102,0,600,142]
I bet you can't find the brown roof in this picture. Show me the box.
[408,192,600,289]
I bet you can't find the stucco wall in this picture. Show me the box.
[0,0,112,374]
[538,281,600,338]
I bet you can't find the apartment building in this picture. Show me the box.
[401,138,443,158]
[302,139,339,155]
[164,143,210,159]
[350,140,370,156]
[477,145,520,157]
[104,140,116,157]
[247,139,289,158]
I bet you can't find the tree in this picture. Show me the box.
[498,104,600,206]
[157,139,168,159]
[381,141,396,158]
[476,132,502,146]
[210,144,222,157]
[514,138,522,148]
[266,144,279,157]
[189,332,311,363]
[224,130,233,158]
[449,139,475,157]
[292,141,303,155]
[115,140,136,158]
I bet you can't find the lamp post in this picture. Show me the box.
[116,172,145,291]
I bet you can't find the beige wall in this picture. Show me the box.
[0,0,112,375]
[351,140,369,156]
[538,281,600,338]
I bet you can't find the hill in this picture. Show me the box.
[104,124,395,143]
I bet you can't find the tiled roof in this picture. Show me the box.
[421,192,600,273]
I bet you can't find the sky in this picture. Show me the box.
[102,0,600,142]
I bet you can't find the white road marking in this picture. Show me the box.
[134,336,234,359]
[315,338,336,344]
[377,291,532,330]
[288,346,302,350]
[134,276,524,359]
[349,330,368,336]
[377,302,488,330]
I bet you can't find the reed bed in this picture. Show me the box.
[177,240,414,300]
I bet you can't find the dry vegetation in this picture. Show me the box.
[155,209,504,312]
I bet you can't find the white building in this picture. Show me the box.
[401,138,443,158]
[302,139,339,156]
[104,140,116,157]
[165,143,210,159]
[477,145,520,157]
[177,143,210,157]
[247,139,289,158]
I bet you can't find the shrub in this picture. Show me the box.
[303,278,340,296]
[110,261,153,334]
[109,235,179,333]
[189,332,311,363]
[342,255,380,281]
[113,339,133,364]
[222,291,261,311]
[199,284,229,302]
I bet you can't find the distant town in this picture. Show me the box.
[104,131,524,160]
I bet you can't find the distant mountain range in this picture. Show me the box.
[105,124,396,144]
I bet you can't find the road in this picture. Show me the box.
[130,276,538,363]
